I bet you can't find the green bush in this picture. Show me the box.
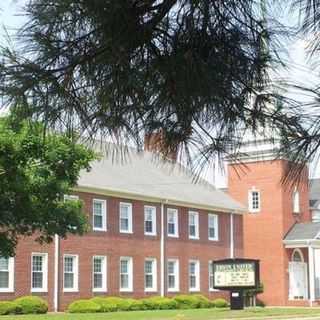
[192,294,213,308]
[0,301,22,315]
[213,298,228,308]
[142,296,178,310]
[126,299,146,311]
[15,296,48,314]
[90,297,117,312]
[174,295,201,309]
[68,300,101,313]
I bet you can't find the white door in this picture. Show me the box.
[289,262,308,300]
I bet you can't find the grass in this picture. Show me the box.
[2,308,320,320]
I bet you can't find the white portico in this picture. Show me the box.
[283,222,320,305]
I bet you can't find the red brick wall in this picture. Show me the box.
[0,191,242,311]
[228,159,310,306]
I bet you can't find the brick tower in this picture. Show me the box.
[227,139,311,306]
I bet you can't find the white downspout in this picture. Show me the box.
[54,234,60,312]
[160,202,165,296]
[230,213,234,259]
[308,245,315,307]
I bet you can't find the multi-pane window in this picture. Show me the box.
[167,259,179,292]
[189,260,200,291]
[31,253,48,292]
[144,206,156,236]
[188,211,199,239]
[209,261,214,291]
[167,209,178,237]
[144,258,157,292]
[249,189,260,213]
[208,214,219,241]
[120,257,133,291]
[93,199,107,231]
[93,256,107,292]
[119,203,133,233]
[0,257,14,292]
[63,255,78,292]
[293,189,300,214]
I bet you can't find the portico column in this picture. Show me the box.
[308,246,315,306]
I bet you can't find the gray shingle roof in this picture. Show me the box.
[310,178,320,201]
[284,222,320,241]
[76,145,245,213]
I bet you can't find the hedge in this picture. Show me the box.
[14,296,48,314]
[68,295,228,313]
[0,302,22,315]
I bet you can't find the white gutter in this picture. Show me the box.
[230,213,234,258]
[160,202,165,297]
[53,234,59,312]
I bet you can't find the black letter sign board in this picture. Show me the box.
[212,258,260,310]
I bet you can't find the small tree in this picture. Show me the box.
[0,116,96,257]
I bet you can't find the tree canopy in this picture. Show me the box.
[0,116,96,256]
[0,0,318,179]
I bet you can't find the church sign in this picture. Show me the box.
[212,258,259,290]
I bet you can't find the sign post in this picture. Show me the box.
[212,259,260,310]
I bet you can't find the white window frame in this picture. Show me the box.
[0,257,14,293]
[144,206,157,236]
[64,194,79,201]
[189,259,200,292]
[208,260,219,292]
[92,199,107,231]
[119,202,133,233]
[144,258,157,292]
[188,211,199,239]
[167,258,179,292]
[208,214,219,241]
[248,188,260,213]
[293,188,300,214]
[167,208,179,238]
[119,256,133,292]
[92,256,107,292]
[63,254,79,292]
[31,253,48,293]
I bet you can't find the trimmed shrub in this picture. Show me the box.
[192,294,213,308]
[143,296,178,310]
[15,296,48,314]
[213,298,228,308]
[68,300,101,313]
[174,295,201,309]
[90,297,117,312]
[103,297,132,311]
[0,301,22,315]
[126,299,146,311]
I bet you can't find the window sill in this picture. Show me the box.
[63,288,79,293]
[189,236,199,240]
[120,288,133,292]
[167,289,180,293]
[167,234,179,238]
[0,289,14,293]
[145,288,157,293]
[208,238,219,241]
[209,288,220,292]
[189,288,200,292]
[144,233,157,237]
[120,230,133,234]
[31,289,48,293]
[93,288,107,293]
[93,228,107,232]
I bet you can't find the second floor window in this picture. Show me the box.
[167,208,178,237]
[293,189,300,214]
[93,199,107,231]
[249,189,260,213]
[119,202,133,233]
[144,206,156,236]
[208,214,219,241]
[188,211,199,239]
[31,253,48,292]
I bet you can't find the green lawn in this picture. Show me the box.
[3,308,320,320]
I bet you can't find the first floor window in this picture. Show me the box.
[64,255,78,292]
[167,259,179,292]
[144,206,156,235]
[120,257,133,291]
[188,211,199,239]
[0,257,14,292]
[145,258,157,292]
[189,260,200,291]
[208,214,219,241]
[31,253,48,292]
[93,199,107,231]
[119,203,133,233]
[209,261,214,291]
[93,256,107,292]
[167,208,178,237]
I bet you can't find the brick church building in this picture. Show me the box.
[1,135,320,309]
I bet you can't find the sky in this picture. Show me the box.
[1,1,320,187]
